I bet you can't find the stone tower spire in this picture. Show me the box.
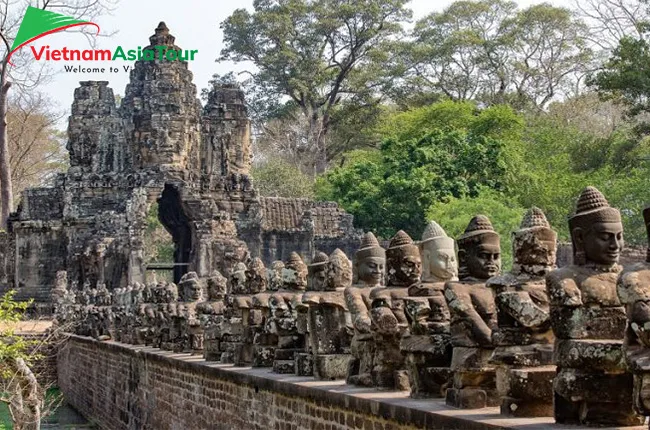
[120,22,202,174]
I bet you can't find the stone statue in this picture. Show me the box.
[444,215,500,409]
[270,252,308,374]
[401,221,455,398]
[369,230,419,390]
[345,232,385,386]
[251,260,283,367]
[296,252,330,376]
[547,186,642,426]
[235,258,267,366]
[217,262,249,363]
[487,208,556,417]
[618,206,650,423]
[304,249,353,379]
[200,271,228,361]
[176,272,205,353]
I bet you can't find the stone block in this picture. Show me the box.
[490,344,553,367]
[550,306,626,340]
[252,345,275,367]
[313,354,350,380]
[445,387,499,409]
[554,367,635,403]
[554,339,625,371]
[273,360,295,374]
[295,353,313,376]
[450,346,494,371]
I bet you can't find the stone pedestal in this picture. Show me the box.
[314,354,351,380]
[401,333,452,398]
[445,347,498,409]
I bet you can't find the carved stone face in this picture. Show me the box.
[388,253,422,286]
[575,222,624,265]
[514,234,556,267]
[207,273,227,300]
[326,256,352,291]
[357,256,385,286]
[466,243,501,279]
[308,265,328,291]
[422,243,457,281]
[186,282,203,302]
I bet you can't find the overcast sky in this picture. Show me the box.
[34,0,565,126]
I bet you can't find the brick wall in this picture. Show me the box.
[57,336,535,430]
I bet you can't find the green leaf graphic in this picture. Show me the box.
[11,6,94,51]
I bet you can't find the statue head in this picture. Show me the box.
[179,272,204,302]
[512,207,557,274]
[457,215,501,280]
[307,251,329,291]
[246,257,267,294]
[207,270,227,300]
[268,261,285,291]
[419,221,457,282]
[569,187,623,266]
[163,283,179,303]
[354,232,386,287]
[326,248,353,290]
[230,262,248,294]
[386,230,421,286]
[282,252,308,291]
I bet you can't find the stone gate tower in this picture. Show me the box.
[5,23,361,309]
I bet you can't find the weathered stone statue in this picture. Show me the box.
[487,208,556,417]
[251,260,283,367]
[199,271,227,360]
[345,232,385,386]
[369,230,419,390]
[217,262,249,363]
[304,249,353,379]
[236,258,267,366]
[547,186,642,426]
[158,282,179,351]
[296,252,330,376]
[270,252,308,373]
[618,206,650,423]
[177,272,205,353]
[401,221,455,398]
[444,215,500,409]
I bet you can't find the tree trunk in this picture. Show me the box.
[311,113,329,175]
[8,357,42,430]
[0,66,13,230]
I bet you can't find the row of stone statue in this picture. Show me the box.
[52,186,650,427]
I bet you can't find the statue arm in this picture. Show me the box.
[497,291,549,328]
[546,272,583,307]
[445,284,492,345]
[345,288,371,334]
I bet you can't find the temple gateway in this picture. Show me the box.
[0,23,362,312]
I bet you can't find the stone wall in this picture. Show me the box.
[57,336,561,430]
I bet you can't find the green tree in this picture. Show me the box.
[590,36,650,116]
[406,0,591,110]
[219,0,412,173]
[317,101,523,238]
[0,291,42,430]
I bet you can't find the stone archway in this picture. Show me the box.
[157,184,192,283]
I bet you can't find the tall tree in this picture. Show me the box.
[8,92,67,197]
[407,0,592,110]
[219,0,412,173]
[0,0,117,229]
